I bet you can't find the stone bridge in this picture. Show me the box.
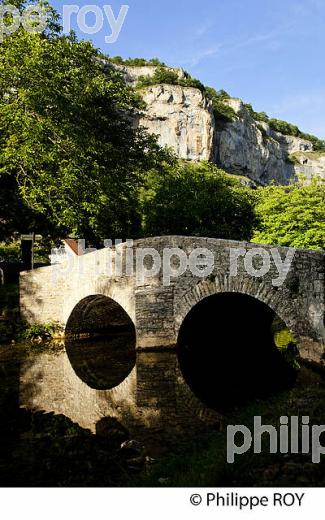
[20,237,324,365]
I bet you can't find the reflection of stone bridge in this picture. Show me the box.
[20,237,324,364]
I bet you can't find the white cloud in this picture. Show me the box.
[195,21,214,37]
[272,90,325,114]
[178,45,222,67]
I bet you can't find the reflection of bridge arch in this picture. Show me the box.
[65,295,136,391]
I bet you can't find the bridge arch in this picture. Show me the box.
[175,280,300,411]
[175,276,300,345]
[65,294,136,339]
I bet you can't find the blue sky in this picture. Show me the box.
[52,0,325,138]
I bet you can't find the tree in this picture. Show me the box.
[0,1,173,243]
[252,178,325,250]
[141,162,257,240]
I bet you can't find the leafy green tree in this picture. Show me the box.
[141,162,256,240]
[0,1,173,243]
[252,179,325,250]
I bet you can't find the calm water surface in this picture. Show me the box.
[0,326,296,486]
[0,337,220,486]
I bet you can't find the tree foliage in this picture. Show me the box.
[137,66,205,91]
[252,179,325,250]
[141,162,257,240]
[1,2,323,254]
[205,87,236,123]
[0,3,173,242]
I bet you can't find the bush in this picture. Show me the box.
[0,242,21,262]
[137,66,206,92]
[244,104,325,150]
[137,67,179,88]
[16,323,61,341]
[252,178,325,250]
[205,87,236,123]
[109,56,166,67]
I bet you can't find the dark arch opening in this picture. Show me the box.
[65,295,136,390]
[177,292,298,412]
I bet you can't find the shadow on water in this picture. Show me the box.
[177,293,298,413]
[0,344,139,487]
[0,333,224,487]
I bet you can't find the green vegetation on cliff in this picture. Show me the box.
[204,87,237,123]
[136,67,236,123]
[244,104,325,151]
[109,56,166,67]
[137,66,205,91]
[114,58,323,142]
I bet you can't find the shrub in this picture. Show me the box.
[109,56,166,67]
[16,323,61,341]
[137,66,179,88]
[205,87,236,123]
[244,104,325,150]
[0,241,21,262]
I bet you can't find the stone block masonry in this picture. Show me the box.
[20,237,324,365]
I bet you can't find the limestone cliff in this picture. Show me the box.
[289,151,325,179]
[110,63,325,185]
[138,84,215,161]
[111,63,186,85]
[215,98,317,185]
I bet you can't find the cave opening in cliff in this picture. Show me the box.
[177,292,299,413]
[65,295,136,390]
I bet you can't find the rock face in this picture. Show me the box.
[110,64,186,86]
[138,84,215,161]
[291,151,325,180]
[110,63,325,184]
[214,98,318,185]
